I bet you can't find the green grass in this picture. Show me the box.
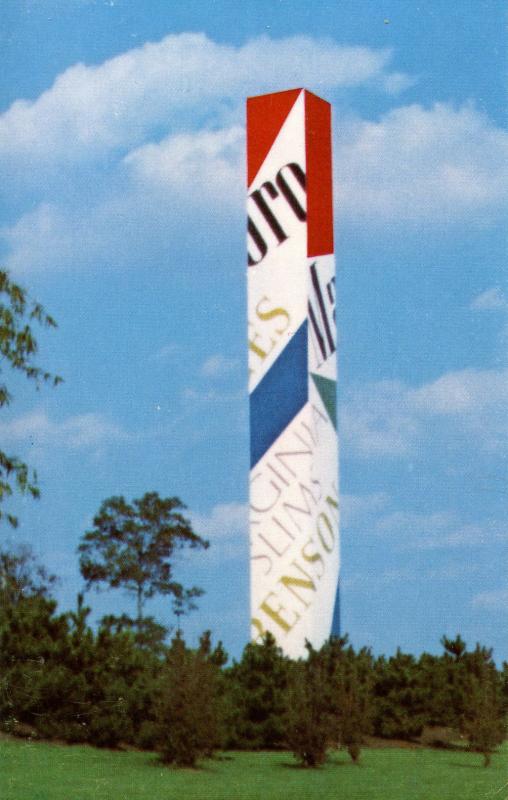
[1,738,507,800]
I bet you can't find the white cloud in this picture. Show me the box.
[0,409,126,449]
[1,34,507,277]
[340,379,419,457]
[470,287,508,312]
[375,509,457,537]
[472,588,508,611]
[151,343,180,362]
[382,71,417,95]
[343,568,413,591]
[339,488,506,553]
[427,563,479,580]
[340,367,508,458]
[201,353,239,378]
[373,508,506,550]
[125,126,245,210]
[408,367,508,415]
[0,33,398,168]
[182,387,243,403]
[335,103,508,223]
[191,502,248,539]
[188,502,248,564]
[340,491,390,527]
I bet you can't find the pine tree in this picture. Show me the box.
[461,645,505,766]
[156,633,220,767]
[286,650,331,767]
[227,632,289,750]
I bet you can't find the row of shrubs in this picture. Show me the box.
[1,579,506,766]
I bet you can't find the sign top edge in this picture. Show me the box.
[246,88,331,107]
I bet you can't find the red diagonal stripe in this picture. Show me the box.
[246,88,302,187]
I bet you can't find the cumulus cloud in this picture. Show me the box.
[182,387,243,403]
[373,508,506,550]
[340,491,390,527]
[201,353,239,378]
[0,33,397,168]
[125,126,245,209]
[191,502,248,539]
[1,33,507,277]
[340,367,508,458]
[7,100,507,276]
[427,562,479,580]
[472,588,508,610]
[340,379,419,457]
[408,367,508,415]
[188,502,248,564]
[335,103,508,223]
[342,568,413,590]
[151,342,180,362]
[470,287,508,312]
[0,409,126,449]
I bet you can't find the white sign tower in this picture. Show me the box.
[247,89,339,659]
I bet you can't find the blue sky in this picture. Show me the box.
[1,0,507,663]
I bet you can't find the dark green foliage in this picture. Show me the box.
[1,559,505,768]
[226,633,290,750]
[0,553,162,748]
[286,650,332,766]
[335,645,373,762]
[171,586,204,632]
[464,681,505,766]
[0,591,85,741]
[90,636,158,746]
[434,634,473,730]
[78,492,208,624]
[99,613,168,656]
[286,637,372,767]
[441,634,467,661]
[461,646,506,766]
[0,547,69,736]
[421,636,504,740]
[0,270,61,526]
[415,651,450,728]
[500,661,508,717]
[0,543,58,605]
[373,649,427,739]
[156,633,221,767]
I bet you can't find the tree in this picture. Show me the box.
[0,270,61,527]
[441,634,467,661]
[286,637,373,767]
[171,585,204,634]
[373,649,427,740]
[156,632,221,767]
[227,633,290,750]
[78,492,208,626]
[461,644,505,767]
[464,677,505,767]
[0,590,84,741]
[286,649,332,767]
[99,612,168,655]
[334,642,373,763]
[0,542,58,605]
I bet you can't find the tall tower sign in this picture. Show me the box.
[247,89,339,659]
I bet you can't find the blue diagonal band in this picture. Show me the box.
[249,321,308,468]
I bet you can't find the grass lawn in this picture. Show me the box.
[1,738,507,800]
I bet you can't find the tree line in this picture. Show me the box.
[0,272,506,768]
[0,541,506,769]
